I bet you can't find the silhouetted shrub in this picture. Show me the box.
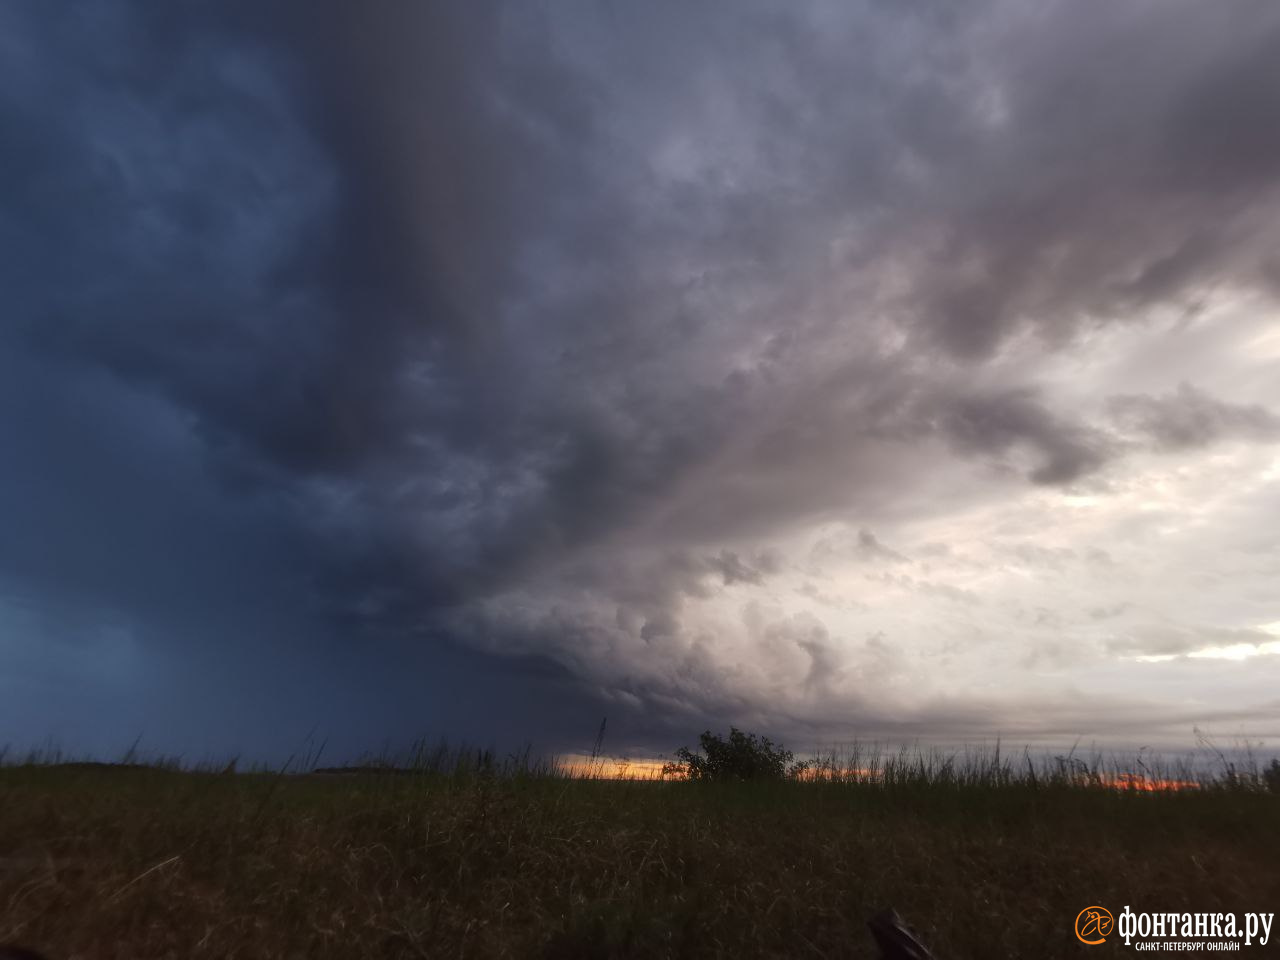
[663,727,805,781]
[1265,758,1280,793]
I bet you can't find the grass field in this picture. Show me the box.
[1,747,1277,959]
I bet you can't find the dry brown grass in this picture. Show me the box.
[1,764,1277,958]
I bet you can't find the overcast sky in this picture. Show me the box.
[3,1,1280,763]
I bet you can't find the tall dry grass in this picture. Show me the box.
[1,738,1277,958]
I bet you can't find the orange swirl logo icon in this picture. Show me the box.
[1075,906,1114,944]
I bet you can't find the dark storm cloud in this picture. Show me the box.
[0,0,624,755]
[931,389,1117,485]
[1107,383,1280,450]
[706,551,767,587]
[4,0,1280,755]
[892,1,1280,357]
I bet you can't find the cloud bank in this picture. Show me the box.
[3,0,1280,758]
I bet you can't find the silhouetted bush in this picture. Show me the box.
[664,727,806,781]
[1265,758,1280,793]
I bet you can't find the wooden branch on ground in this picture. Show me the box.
[868,908,941,960]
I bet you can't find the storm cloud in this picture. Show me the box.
[3,0,1280,759]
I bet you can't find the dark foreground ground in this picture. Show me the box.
[1,765,1277,958]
